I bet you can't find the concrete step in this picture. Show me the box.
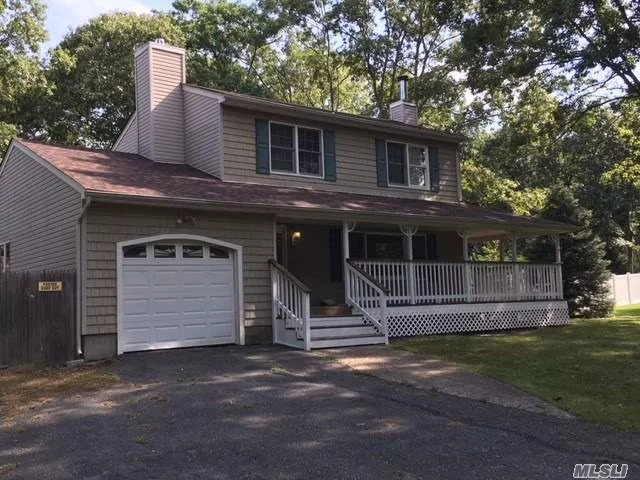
[310,334,387,349]
[311,325,377,338]
[310,315,364,327]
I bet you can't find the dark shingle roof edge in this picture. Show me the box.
[184,84,467,145]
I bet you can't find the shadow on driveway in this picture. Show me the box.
[0,345,638,479]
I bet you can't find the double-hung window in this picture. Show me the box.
[386,141,429,188]
[270,122,323,177]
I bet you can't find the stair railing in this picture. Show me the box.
[269,259,311,351]
[345,259,389,344]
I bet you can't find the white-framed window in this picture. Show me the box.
[0,242,9,273]
[269,122,323,177]
[386,141,429,188]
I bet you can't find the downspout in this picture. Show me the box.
[75,194,92,356]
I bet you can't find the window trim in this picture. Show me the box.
[268,121,324,179]
[385,140,430,190]
[348,231,432,260]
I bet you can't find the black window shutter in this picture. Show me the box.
[426,233,438,260]
[255,119,270,174]
[323,130,337,181]
[428,146,440,192]
[375,138,388,187]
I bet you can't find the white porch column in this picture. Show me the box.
[342,221,356,300]
[553,235,563,299]
[511,235,520,299]
[459,232,471,302]
[400,225,418,304]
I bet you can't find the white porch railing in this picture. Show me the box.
[352,260,563,305]
[345,260,389,343]
[270,259,311,350]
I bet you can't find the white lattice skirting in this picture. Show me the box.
[387,301,570,337]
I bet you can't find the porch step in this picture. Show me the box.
[310,315,363,327]
[311,325,377,338]
[310,305,353,317]
[310,334,387,349]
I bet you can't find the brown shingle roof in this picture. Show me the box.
[14,140,576,234]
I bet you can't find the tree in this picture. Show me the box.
[172,0,287,96]
[0,0,47,151]
[456,0,640,107]
[526,187,613,318]
[36,13,185,147]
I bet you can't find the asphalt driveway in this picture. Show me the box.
[1,346,639,479]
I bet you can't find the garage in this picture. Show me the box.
[117,235,242,353]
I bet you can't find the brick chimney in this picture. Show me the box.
[390,76,418,125]
[134,40,186,163]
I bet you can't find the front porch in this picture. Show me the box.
[270,220,570,350]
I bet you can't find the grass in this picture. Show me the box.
[395,306,640,431]
[0,365,119,425]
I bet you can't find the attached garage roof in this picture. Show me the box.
[12,140,577,236]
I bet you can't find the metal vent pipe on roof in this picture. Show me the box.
[398,75,409,101]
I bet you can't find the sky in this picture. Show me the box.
[43,0,174,52]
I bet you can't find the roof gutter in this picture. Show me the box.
[84,191,579,235]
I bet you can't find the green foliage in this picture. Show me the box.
[0,0,47,151]
[526,187,613,318]
[36,13,185,148]
[456,0,640,103]
[172,0,285,95]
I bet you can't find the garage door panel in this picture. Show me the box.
[120,242,236,353]
[152,270,181,286]
[123,298,151,316]
[183,297,207,313]
[123,270,151,287]
[123,327,150,345]
[154,325,182,342]
[211,324,234,338]
[153,297,180,314]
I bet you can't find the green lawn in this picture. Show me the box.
[395,306,640,430]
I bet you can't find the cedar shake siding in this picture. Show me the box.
[184,89,223,178]
[222,106,460,203]
[113,112,138,154]
[0,147,81,271]
[84,204,274,339]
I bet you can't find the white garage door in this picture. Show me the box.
[119,242,236,353]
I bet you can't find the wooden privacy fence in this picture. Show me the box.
[610,272,640,306]
[0,270,76,365]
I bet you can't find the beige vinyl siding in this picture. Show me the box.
[113,112,138,153]
[135,48,152,159]
[222,106,460,203]
[84,204,274,336]
[0,148,81,271]
[149,48,185,164]
[184,90,223,178]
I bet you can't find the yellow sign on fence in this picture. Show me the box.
[38,281,63,292]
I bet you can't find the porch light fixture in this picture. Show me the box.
[291,231,302,245]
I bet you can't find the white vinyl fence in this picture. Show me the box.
[610,272,640,306]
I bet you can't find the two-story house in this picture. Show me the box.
[0,41,576,360]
